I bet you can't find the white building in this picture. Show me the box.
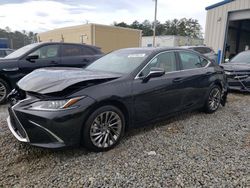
[141,35,203,48]
[205,0,250,62]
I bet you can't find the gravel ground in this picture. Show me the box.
[0,93,249,187]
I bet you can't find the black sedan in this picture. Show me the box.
[222,50,250,92]
[0,42,103,104]
[7,47,228,151]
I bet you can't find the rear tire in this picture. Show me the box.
[82,105,125,152]
[204,85,222,113]
[0,79,9,104]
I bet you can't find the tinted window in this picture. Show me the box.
[62,45,82,56]
[179,51,203,70]
[140,52,177,77]
[230,51,250,64]
[193,47,212,54]
[29,45,59,59]
[82,47,96,55]
[204,47,212,53]
[0,50,5,57]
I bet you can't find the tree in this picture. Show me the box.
[0,27,38,49]
[112,18,203,38]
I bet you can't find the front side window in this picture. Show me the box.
[29,45,59,59]
[140,51,177,77]
[62,45,82,57]
[179,51,204,70]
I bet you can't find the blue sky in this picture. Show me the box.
[0,0,219,33]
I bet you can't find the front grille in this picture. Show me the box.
[8,107,27,139]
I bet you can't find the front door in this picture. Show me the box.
[18,44,61,78]
[132,51,183,124]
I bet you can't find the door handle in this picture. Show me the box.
[173,78,184,83]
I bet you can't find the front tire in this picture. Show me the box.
[82,105,125,152]
[204,85,222,113]
[0,79,9,104]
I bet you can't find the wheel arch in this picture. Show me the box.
[83,98,131,131]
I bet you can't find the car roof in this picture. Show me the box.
[116,47,196,53]
[38,42,99,49]
[181,46,208,49]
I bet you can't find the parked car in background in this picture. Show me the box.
[7,47,228,152]
[221,50,250,92]
[0,42,103,103]
[0,48,14,58]
[182,46,218,63]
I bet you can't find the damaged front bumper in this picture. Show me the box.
[7,95,96,148]
[225,72,250,92]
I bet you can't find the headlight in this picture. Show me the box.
[30,96,85,111]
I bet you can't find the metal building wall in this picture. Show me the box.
[205,0,250,54]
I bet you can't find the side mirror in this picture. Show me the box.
[143,67,165,82]
[26,55,39,62]
[225,58,230,63]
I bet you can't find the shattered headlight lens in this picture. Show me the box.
[30,96,85,111]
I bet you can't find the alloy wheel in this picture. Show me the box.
[90,111,122,148]
[208,87,221,111]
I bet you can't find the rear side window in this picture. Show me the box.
[179,51,205,70]
[82,46,98,55]
[62,45,83,57]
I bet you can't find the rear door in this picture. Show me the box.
[60,44,101,68]
[176,51,213,109]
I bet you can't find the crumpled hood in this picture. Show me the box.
[17,67,121,94]
[221,63,250,72]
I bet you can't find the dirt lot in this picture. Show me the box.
[0,93,249,187]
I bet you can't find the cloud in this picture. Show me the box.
[0,0,219,33]
[36,12,49,17]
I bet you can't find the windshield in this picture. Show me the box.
[86,49,151,74]
[4,43,41,59]
[230,51,250,64]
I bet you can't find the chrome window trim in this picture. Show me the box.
[134,50,211,80]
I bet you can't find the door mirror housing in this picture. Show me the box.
[26,55,39,62]
[225,58,230,63]
[143,67,165,82]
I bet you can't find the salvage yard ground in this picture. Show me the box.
[0,93,249,187]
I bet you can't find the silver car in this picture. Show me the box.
[182,46,218,63]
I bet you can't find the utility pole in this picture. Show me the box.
[153,0,158,47]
